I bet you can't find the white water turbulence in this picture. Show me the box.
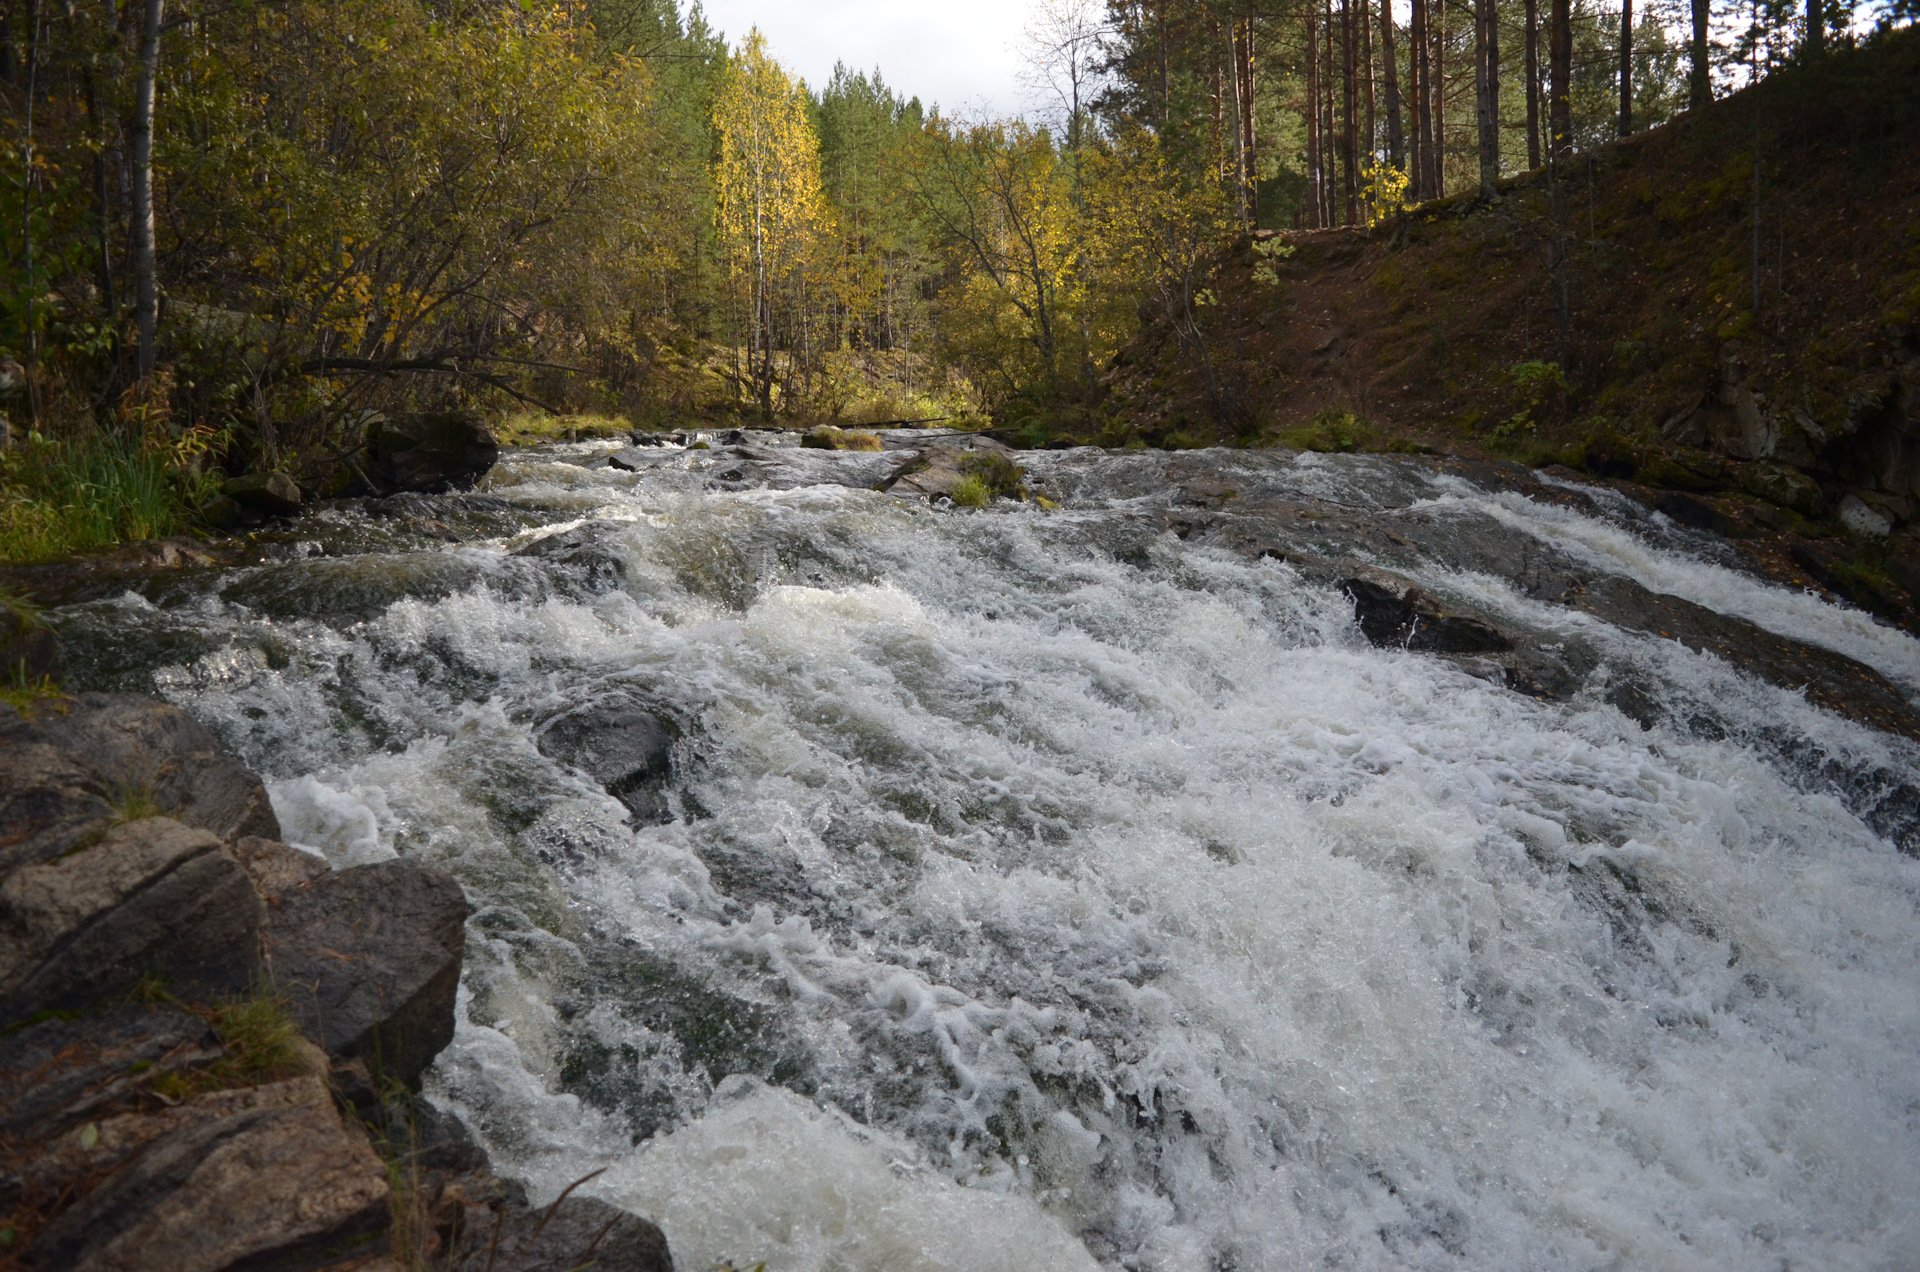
[55,441,1920,1271]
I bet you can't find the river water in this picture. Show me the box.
[45,436,1920,1270]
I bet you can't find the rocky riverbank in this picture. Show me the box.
[0,691,674,1271]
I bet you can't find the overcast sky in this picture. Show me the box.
[695,0,1036,116]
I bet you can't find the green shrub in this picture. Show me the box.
[949,474,992,507]
[958,449,1026,498]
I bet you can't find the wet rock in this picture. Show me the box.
[536,691,681,823]
[1342,572,1515,655]
[881,436,1017,501]
[268,860,468,1090]
[1653,490,1748,538]
[365,411,500,494]
[221,471,305,520]
[25,1076,391,1272]
[0,818,263,1018]
[447,1192,674,1272]
[0,693,281,871]
[607,447,657,472]
[514,522,637,595]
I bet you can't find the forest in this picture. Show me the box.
[0,0,1915,561]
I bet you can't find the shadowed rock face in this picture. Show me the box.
[268,859,469,1092]
[0,693,281,872]
[365,412,501,495]
[0,819,263,1019]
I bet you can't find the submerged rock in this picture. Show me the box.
[536,691,683,824]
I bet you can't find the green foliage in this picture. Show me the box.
[1276,409,1375,453]
[492,413,635,445]
[0,429,213,564]
[0,667,67,720]
[959,450,1027,499]
[143,989,310,1102]
[1360,163,1413,227]
[1494,361,1571,442]
[949,474,993,508]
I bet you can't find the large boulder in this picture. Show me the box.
[448,1193,674,1272]
[0,818,263,1019]
[365,412,500,494]
[0,693,281,872]
[268,860,468,1089]
[24,1076,392,1272]
[1341,571,1515,655]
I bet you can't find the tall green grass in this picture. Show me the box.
[0,430,207,563]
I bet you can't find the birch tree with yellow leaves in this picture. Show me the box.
[713,30,834,417]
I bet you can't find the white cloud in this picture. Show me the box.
[695,0,1033,116]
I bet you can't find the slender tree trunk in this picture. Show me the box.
[1411,0,1432,198]
[1323,0,1340,222]
[1239,18,1257,226]
[1689,0,1712,111]
[1619,0,1634,136]
[1342,0,1359,225]
[20,0,40,425]
[1550,0,1573,161]
[1307,6,1324,227]
[1476,0,1499,195]
[1805,0,1823,54]
[1382,0,1404,170]
[133,0,165,385]
[1431,0,1447,197]
[1525,0,1542,167]
[1361,0,1376,169]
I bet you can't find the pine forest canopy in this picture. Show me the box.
[0,0,1915,461]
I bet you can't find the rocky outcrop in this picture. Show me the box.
[0,695,676,1271]
[364,412,500,495]
[268,860,468,1091]
[0,819,263,1019]
[219,471,306,522]
[0,693,281,871]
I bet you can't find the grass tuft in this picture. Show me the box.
[0,429,211,564]
[949,474,992,508]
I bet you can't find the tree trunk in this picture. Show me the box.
[1431,0,1446,197]
[1525,0,1542,167]
[1361,0,1376,173]
[1342,0,1359,225]
[1619,0,1634,137]
[1306,5,1323,227]
[1689,0,1711,111]
[1549,0,1572,161]
[1805,0,1823,55]
[1476,0,1499,195]
[1323,0,1339,223]
[133,0,165,385]
[1239,18,1257,226]
[1411,0,1431,198]
[1381,0,1404,171]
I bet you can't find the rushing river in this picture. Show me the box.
[45,435,1920,1270]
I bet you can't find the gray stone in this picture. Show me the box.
[1839,493,1894,538]
[0,1005,217,1141]
[0,693,281,872]
[1342,572,1515,655]
[228,835,331,901]
[536,692,681,823]
[26,1076,391,1272]
[1740,462,1827,517]
[450,1192,673,1272]
[268,860,468,1089]
[0,819,263,1018]
[365,412,500,494]
[221,471,304,519]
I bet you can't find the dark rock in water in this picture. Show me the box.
[447,1192,675,1272]
[0,818,263,1019]
[0,693,281,871]
[608,447,655,472]
[24,1075,391,1272]
[630,429,679,447]
[1343,573,1515,654]
[0,599,58,682]
[221,470,304,520]
[515,522,637,595]
[269,859,468,1090]
[537,691,681,823]
[366,411,500,494]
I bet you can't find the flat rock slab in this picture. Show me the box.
[268,860,468,1089]
[26,1076,391,1272]
[449,1193,673,1272]
[0,818,262,1018]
